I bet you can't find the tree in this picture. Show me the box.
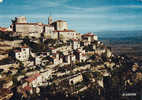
[83,72,93,85]
[23,36,30,45]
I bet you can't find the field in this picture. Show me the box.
[96,30,142,63]
[110,43,142,60]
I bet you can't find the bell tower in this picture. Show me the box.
[48,16,52,25]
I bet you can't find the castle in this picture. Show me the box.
[11,16,81,39]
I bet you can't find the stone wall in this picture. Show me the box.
[56,21,68,31]
[15,24,43,34]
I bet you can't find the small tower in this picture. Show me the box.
[15,16,27,23]
[48,16,52,25]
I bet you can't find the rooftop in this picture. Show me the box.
[72,39,79,41]
[23,86,32,91]
[15,22,44,26]
[54,20,66,23]
[82,33,96,37]
[53,29,75,32]
[0,27,8,32]
[25,73,40,83]
[21,46,29,48]
[14,46,29,52]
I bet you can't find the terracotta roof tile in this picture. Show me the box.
[21,46,29,48]
[72,38,79,41]
[23,86,32,91]
[25,73,40,83]
[0,27,7,32]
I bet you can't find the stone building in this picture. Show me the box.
[35,56,42,66]
[15,16,27,23]
[14,46,30,62]
[25,73,42,88]
[44,25,55,38]
[82,33,98,42]
[69,74,83,85]
[51,20,68,31]
[71,39,80,50]
[53,30,78,40]
[106,47,112,58]
[15,23,43,34]
[12,16,44,38]
[11,16,80,40]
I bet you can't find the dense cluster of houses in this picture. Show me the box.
[7,31,114,96]
[0,16,115,99]
[10,32,100,65]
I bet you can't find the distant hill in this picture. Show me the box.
[94,30,142,44]
[95,30,142,38]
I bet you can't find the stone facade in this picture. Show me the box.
[82,33,98,42]
[12,16,43,38]
[35,56,42,66]
[53,30,78,40]
[12,16,79,40]
[69,74,83,85]
[15,47,30,62]
[14,23,44,34]
[71,39,80,50]
[44,25,55,36]
[48,16,53,25]
[25,73,42,88]
[51,20,68,31]
[0,63,19,72]
[15,16,27,23]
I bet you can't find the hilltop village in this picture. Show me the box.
[0,16,142,100]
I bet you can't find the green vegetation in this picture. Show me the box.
[0,31,20,40]
[0,57,13,65]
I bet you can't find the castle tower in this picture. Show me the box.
[15,16,27,23]
[48,16,52,25]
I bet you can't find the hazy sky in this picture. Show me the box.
[0,0,142,33]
